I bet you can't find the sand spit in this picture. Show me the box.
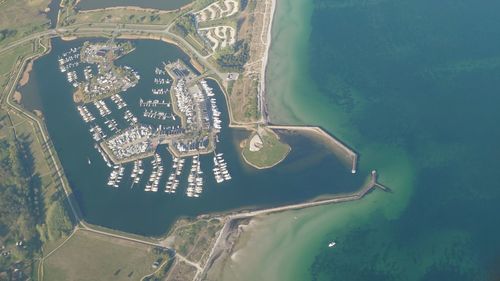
[19,61,33,87]
[260,0,277,123]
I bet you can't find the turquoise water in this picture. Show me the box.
[20,38,367,236]
[262,0,500,279]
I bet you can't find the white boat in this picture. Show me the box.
[328,241,336,248]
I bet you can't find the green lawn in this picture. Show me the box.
[242,128,291,169]
[43,230,167,281]
[0,35,72,277]
[0,42,33,91]
[0,0,51,48]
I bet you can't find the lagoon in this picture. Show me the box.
[20,38,367,236]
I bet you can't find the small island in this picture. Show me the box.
[241,126,291,169]
[67,40,139,103]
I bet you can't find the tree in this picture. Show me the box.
[216,40,250,71]
[46,200,73,241]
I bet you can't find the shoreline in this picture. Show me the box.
[259,0,277,123]
[6,0,367,262]
[269,125,358,173]
[3,38,84,225]
[7,4,361,224]
[19,60,34,87]
[240,127,292,170]
[240,144,291,170]
[0,2,386,280]
[199,171,386,280]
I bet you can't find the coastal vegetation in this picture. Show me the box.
[165,261,198,281]
[152,217,225,281]
[241,127,290,169]
[64,8,178,27]
[0,110,74,278]
[0,42,34,91]
[0,29,17,44]
[0,0,51,47]
[221,0,271,123]
[215,40,249,71]
[173,14,198,37]
[168,218,223,261]
[58,0,180,27]
[42,229,169,281]
[0,136,39,276]
[56,0,271,124]
[172,14,211,57]
[0,1,76,276]
[44,202,73,241]
[0,0,303,279]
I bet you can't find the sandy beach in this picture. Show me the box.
[259,0,277,123]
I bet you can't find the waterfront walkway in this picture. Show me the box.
[198,170,389,280]
[269,125,358,173]
[1,17,381,281]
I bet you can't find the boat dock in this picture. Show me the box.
[165,157,184,194]
[213,152,231,183]
[186,155,204,197]
[57,45,235,195]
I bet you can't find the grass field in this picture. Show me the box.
[0,37,76,278]
[0,39,58,203]
[242,127,291,169]
[0,42,34,91]
[43,230,167,281]
[67,8,179,26]
[165,260,197,281]
[58,0,186,28]
[0,0,51,48]
[169,218,223,264]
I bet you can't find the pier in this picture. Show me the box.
[230,170,384,219]
[268,125,358,173]
[198,170,389,281]
[79,56,224,165]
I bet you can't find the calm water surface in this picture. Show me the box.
[261,0,500,280]
[20,38,366,236]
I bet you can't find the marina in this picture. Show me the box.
[186,155,204,197]
[76,105,95,123]
[4,0,499,279]
[165,157,184,194]
[21,38,366,235]
[130,160,144,185]
[213,152,231,183]
[145,153,163,192]
[61,40,140,104]
[54,41,232,199]
[139,98,170,107]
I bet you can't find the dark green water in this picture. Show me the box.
[268,0,500,279]
[20,38,366,236]
[76,0,192,10]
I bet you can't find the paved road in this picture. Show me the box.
[0,22,260,281]
[0,23,222,77]
[0,30,57,55]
